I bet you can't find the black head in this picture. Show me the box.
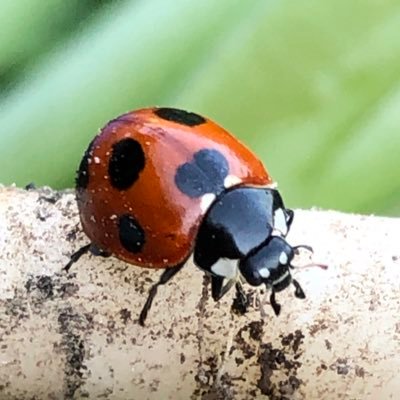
[239,236,305,315]
[239,236,294,289]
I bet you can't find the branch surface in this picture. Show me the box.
[0,187,399,399]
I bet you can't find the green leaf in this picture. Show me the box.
[0,0,399,215]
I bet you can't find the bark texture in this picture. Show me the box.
[0,186,399,399]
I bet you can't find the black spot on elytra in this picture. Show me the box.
[154,107,206,126]
[76,137,96,191]
[109,138,145,190]
[175,149,229,198]
[118,214,145,253]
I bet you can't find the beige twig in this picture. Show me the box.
[0,186,399,399]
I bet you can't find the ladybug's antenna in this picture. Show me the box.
[290,244,328,270]
[293,244,314,254]
[292,262,328,270]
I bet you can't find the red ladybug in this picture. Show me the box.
[66,107,311,325]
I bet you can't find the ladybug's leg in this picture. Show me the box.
[64,244,91,272]
[64,243,110,272]
[292,279,306,299]
[211,276,235,301]
[139,263,185,326]
[231,282,249,315]
[285,209,294,230]
[235,282,246,303]
[89,244,111,258]
[269,290,281,316]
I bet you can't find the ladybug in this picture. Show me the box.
[66,107,314,325]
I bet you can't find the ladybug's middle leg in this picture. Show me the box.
[64,243,110,273]
[139,262,185,326]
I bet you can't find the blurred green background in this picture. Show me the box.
[0,0,399,215]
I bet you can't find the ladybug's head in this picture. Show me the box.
[239,236,308,316]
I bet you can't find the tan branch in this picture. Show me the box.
[0,187,399,399]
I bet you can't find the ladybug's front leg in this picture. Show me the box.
[212,277,250,315]
[285,208,294,231]
[231,282,249,315]
[211,275,235,301]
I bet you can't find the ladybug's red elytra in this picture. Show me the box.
[66,107,316,325]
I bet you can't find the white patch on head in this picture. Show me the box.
[274,208,288,235]
[224,175,242,188]
[279,251,288,265]
[211,258,238,279]
[200,193,216,213]
[258,267,270,278]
